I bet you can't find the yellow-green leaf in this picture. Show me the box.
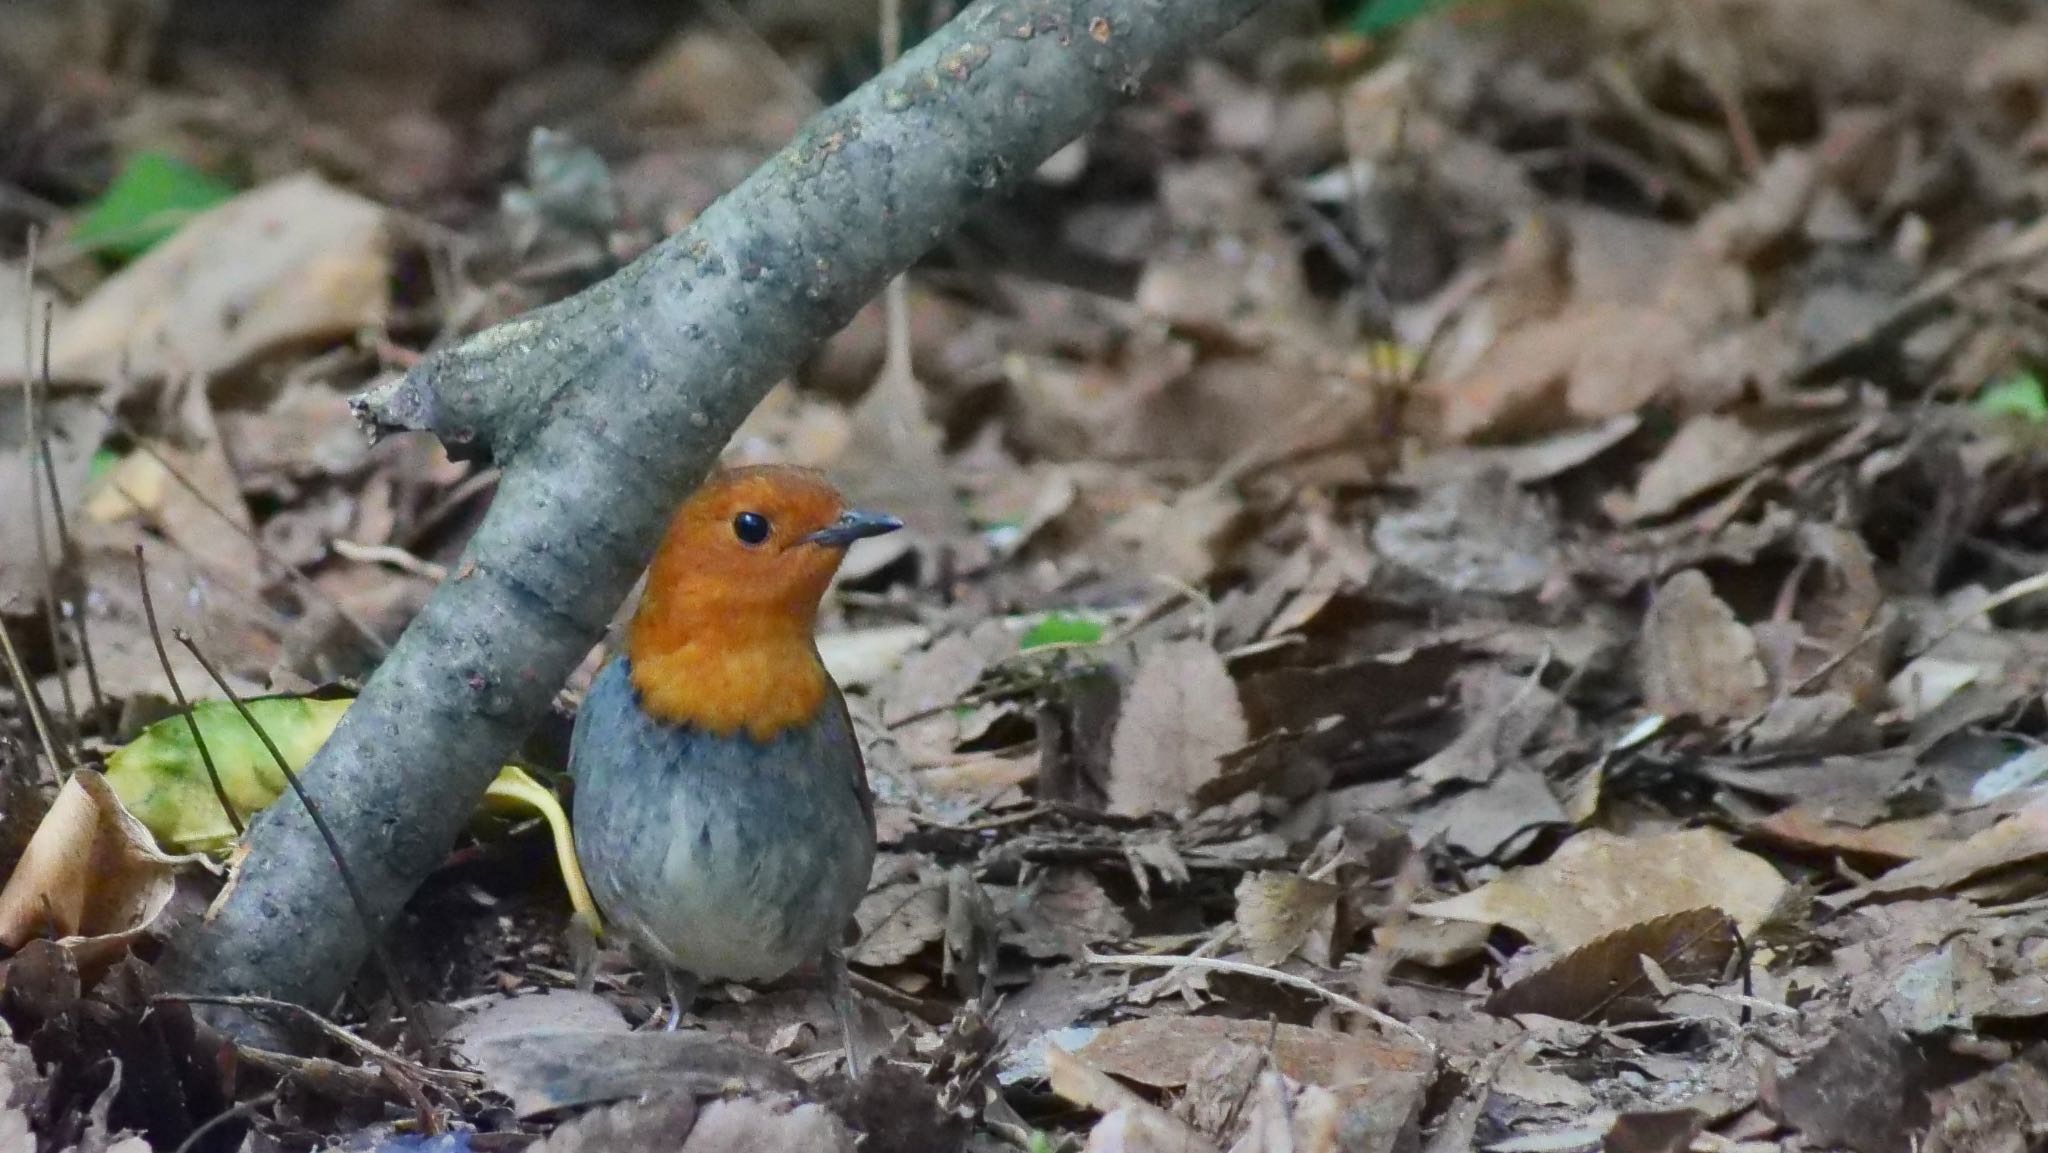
[103,697,351,855]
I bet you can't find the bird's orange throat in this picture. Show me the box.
[626,610,830,742]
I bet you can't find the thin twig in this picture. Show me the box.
[330,539,447,582]
[36,303,104,718]
[135,546,243,836]
[111,416,391,655]
[1083,949,1433,1051]
[20,231,78,747]
[152,993,475,1090]
[170,634,421,1035]
[171,1092,276,1153]
[0,614,66,772]
[1911,569,2048,661]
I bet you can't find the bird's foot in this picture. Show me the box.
[655,965,700,1032]
[823,946,870,1076]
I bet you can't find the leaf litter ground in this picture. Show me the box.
[9,1,2048,1150]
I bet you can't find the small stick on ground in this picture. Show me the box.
[19,232,79,746]
[0,613,68,772]
[1084,948,1434,1052]
[154,993,474,1092]
[170,633,422,1039]
[169,1092,277,1153]
[135,545,242,835]
[36,304,104,719]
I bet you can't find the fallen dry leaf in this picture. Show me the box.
[1234,871,1340,967]
[851,862,949,967]
[1411,828,1788,951]
[1825,795,2048,908]
[1483,907,1738,1024]
[1051,1044,1219,1153]
[1640,569,1771,723]
[1768,1010,1954,1153]
[0,770,202,951]
[1611,415,1814,524]
[1106,640,1249,817]
[1074,1015,1430,1091]
[452,990,802,1117]
[41,173,390,391]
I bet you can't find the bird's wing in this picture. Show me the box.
[825,684,875,833]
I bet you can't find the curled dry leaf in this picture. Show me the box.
[1107,640,1250,817]
[1483,907,1738,1024]
[1640,569,1771,723]
[1411,828,1788,952]
[0,769,204,952]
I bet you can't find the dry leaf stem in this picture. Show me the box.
[0,613,66,771]
[34,304,105,718]
[1083,948,1432,1051]
[133,545,243,835]
[19,232,79,746]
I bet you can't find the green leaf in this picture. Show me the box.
[103,696,351,855]
[1977,373,2048,423]
[1350,0,1450,34]
[1020,613,1106,650]
[73,152,236,261]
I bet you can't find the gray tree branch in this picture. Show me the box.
[160,0,1275,1028]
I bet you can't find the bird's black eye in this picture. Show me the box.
[732,511,771,545]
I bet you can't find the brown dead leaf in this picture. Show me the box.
[528,1092,699,1153]
[1084,1107,1223,1153]
[0,385,105,617]
[1826,795,2048,908]
[89,383,260,582]
[1075,1016,1430,1092]
[453,990,803,1118]
[1234,871,1340,966]
[1411,828,1788,951]
[0,770,199,951]
[40,173,389,391]
[1004,869,1132,960]
[1640,569,1770,723]
[1371,470,1561,600]
[851,863,948,967]
[1484,908,1738,1024]
[1050,1044,1220,1153]
[1768,1009,1956,1153]
[1602,1109,1705,1153]
[679,1097,854,1153]
[1107,640,1249,817]
[1611,415,1814,524]
[1106,484,1245,587]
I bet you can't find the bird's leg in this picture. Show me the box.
[659,965,700,1032]
[822,945,869,1076]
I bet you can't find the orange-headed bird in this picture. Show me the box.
[568,465,899,1052]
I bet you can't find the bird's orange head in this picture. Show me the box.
[626,465,900,741]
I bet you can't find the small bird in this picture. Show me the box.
[568,464,900,1052]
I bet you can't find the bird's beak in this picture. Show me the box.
[800,509,903,548]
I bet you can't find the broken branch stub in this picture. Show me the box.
[161,0,1277,1034]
